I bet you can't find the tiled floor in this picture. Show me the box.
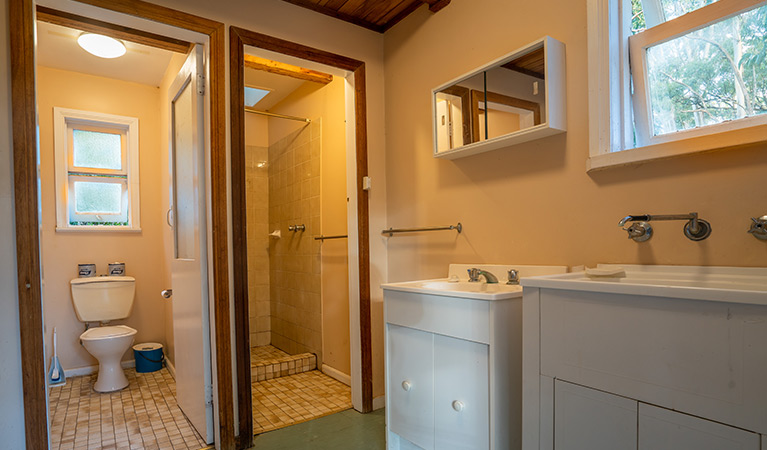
[49,368,207,450]
[250,345,317,382]
[251,344,290,361]
[252,370,352,434]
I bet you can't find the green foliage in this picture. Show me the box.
[69,221,129,226]
[634,1,767,135]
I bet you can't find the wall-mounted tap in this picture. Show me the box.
[748,215,767,240]
[288,224,306,232]
[467,268,499,283]
[619,212,711,242]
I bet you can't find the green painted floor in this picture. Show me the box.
[250,408,386,449]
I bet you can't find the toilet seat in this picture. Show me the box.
[80,325,137,341]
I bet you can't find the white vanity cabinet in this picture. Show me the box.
[554,380,636,450]
[387,324,490,450]
[553,380,759,450]
[521,265,767,450]
[383,264,568,450]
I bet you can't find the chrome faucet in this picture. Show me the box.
[506,269,520,285]
[467,268,498,283]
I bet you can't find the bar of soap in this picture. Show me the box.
[585,266,626,277]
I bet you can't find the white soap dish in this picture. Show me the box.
[585,266,626,277]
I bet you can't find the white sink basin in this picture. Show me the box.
[382,264,569,301]
[383,279,522,300]
[522,264,767,305]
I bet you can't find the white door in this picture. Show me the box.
[386,324,435,450]
[168,45,213,443]
[433,334,489,450]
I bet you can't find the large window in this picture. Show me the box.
[588,0,767,169]
[54,108,140,231]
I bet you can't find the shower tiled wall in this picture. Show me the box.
[246,145,271,347]
[268,122,322,362]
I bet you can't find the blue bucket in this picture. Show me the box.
[133,343,164,373]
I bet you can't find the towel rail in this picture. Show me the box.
[382,223,462,237]
[314,234,348,241]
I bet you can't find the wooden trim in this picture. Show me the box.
[484,91,542,125]
[229,26,374,446]
[470,89,542,138]
[440,85,475,144]
[244,54,333,85]
[353,63,374,413]
[502,64,545,80]
[10,0,48,448]
[228,26,253,450]
[281,0,386,33]
[35,6,193,54]
[12,0,234,449]
[422,0,451,13]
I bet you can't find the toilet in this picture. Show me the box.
[70,276,138,392]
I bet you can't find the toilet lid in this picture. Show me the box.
[80,325,137,340]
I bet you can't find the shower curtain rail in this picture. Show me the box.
[314,234,348,241]
[382,223,462,237]
[244,106,311,123]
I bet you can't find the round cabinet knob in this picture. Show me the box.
[452,400,464,412]
[401,381,412,392]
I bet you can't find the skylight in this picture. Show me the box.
[244,86,270,107]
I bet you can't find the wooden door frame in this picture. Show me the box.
[229,26,373,448]
[9,0,235,448]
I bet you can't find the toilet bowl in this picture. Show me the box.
[80,325,137,392]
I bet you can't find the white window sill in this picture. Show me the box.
[587,123,767,172]
[56,226,142,233]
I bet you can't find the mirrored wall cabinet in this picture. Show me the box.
[432,36,566,159]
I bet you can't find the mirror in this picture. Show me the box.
[432,36,565,159]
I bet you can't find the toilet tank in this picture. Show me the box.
[70,276,136,323]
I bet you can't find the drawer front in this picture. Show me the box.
[384,290,492,344]
[434,334,489,449]
[639,403,759,450]
[554,380,637,450]
[540,288,767,433]
[387,324,435,450]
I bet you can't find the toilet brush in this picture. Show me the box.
[48,327,66,386]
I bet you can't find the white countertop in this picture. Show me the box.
[522,264,767,306]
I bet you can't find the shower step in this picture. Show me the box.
[251,352,317,382]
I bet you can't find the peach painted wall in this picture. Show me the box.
[38,66,169,371]
[269,77,351,377]
[383,0,767,284]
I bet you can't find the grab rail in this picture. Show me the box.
[382,223,462,237]
[314,234,348,241]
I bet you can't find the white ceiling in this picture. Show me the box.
[36,21,175,87]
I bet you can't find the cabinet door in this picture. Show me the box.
[387,324,435,450]
[434,334,489,449]
[554,380,637,450]
[639,403,760,450]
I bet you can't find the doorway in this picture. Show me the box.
[35,7,212,448]
[9,1,234,448]
[229,27,373,446]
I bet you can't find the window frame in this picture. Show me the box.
[587,0,767,171]
[53,107,141,232]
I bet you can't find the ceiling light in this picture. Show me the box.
[77,33,126,59]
